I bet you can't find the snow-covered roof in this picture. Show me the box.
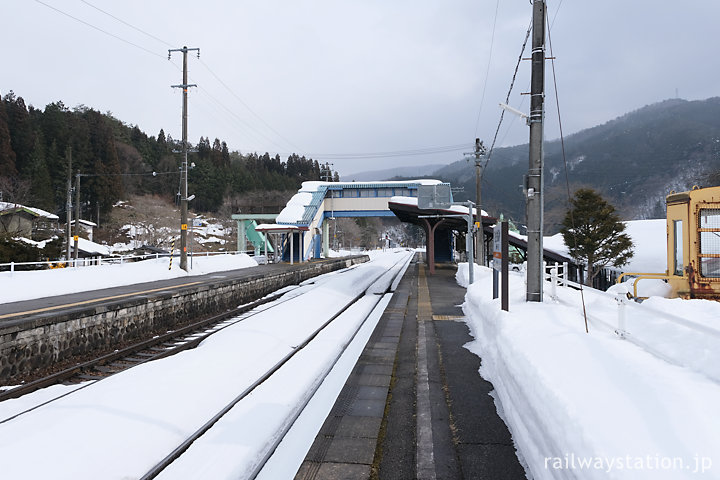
[297,179,441,193]
[70,219,98,227]
[276,180,447,225]
[276,192,314,223]
[0,201,59,220]
[76,237,112,256]
[388,196,489,217]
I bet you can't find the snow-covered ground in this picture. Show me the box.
[1,254,258,304]
[0,250,413,479]
[543,218,668,274]
[457,263,720,479]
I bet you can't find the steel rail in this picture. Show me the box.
[140,253,413,480]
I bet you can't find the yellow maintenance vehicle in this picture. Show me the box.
[620,185,720,299]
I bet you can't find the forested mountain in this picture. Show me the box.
[437,98,720,232]
[0,91,335,218]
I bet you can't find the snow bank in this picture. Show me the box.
[461,266,720,479]
[0,254,258,303]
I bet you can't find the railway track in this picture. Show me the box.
[143,251,413,480]
[0,263,360,420]
[0,251,414,479]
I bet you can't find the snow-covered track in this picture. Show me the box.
[140,252,413,480]
[0,288,301,421]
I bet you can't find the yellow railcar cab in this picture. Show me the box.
[666,186,720,299]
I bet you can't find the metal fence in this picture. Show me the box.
[0,250,250,275]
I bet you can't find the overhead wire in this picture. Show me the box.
[78,0,174,48]
[486,0,565,157]
[39,0,301,154]
[473,0,500,137]
[78,0,306,155]
[305,143,472,160]
[545,4,588,332]
[485,17,532,168]
[36,0,474,166]
[33,0,165,60]
[197,59,304,153]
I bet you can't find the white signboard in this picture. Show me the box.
[492,224,502,271]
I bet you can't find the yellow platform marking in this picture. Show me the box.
[432,315,465,321]
[417,265,432,321]
[0,281,203,320]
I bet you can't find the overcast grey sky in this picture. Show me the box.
[4,1,719,175]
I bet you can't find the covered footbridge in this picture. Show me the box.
[249,180,581,278]
[253,180,457,262]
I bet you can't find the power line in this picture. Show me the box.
[33,1,476,166]
[192,86,291,152]
[486,17,533,167]
[305,143,472,160]
[198,59,305,153]
[473,0,500,137]
[79,0,174,48]
[34,0,165,59]
[37,0,301,155]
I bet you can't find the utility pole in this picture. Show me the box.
[65,147,72,263]
[169,46,199,271]
[526,0,546,302]
[74,173,80,264]
[472,138,487,266]
[322,162,334,182]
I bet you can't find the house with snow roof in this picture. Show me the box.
[0,202,59,240]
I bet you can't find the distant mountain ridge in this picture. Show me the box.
[433,98,720,232]
[341,164,445,182]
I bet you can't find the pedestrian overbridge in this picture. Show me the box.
[245,180,582,276]
[251,180,447,261]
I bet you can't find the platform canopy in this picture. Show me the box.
[254,224,308,265]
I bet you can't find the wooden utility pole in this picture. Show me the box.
[472,138,487,266]
[73,173,80,263]
[65,147,72,262]
[526,0,546,302]
[169,46,199,271]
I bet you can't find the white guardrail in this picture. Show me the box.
[0,250,252,275]
[545,263,720,347]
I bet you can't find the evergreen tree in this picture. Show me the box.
[560,188,634,286]
[4,93,35,174]
[0,98,17,177]
[27,135,54,210]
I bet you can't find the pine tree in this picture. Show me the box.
[560,188,634,286]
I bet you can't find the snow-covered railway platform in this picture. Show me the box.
[296,259,525,479]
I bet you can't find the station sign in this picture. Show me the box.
[493,224,502,271]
